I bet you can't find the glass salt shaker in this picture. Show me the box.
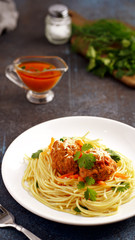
[45,4,72,45]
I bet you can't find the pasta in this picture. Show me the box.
[22,134,135,217]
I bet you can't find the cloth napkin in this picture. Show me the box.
[0,0,19,35]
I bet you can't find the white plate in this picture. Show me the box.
[1,116,135,225]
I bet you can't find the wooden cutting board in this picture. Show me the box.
[69,10,135,88]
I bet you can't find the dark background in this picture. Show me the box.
[0,0,135,239]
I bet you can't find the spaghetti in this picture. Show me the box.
[22,134,135,217]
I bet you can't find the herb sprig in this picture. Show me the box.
[77,176,97,201]
[84,187,97,201]
[74,143,95,170]
[72,19,135,78]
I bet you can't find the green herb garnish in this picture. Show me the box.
[77,152,96,169]
[85,176,95,185]
[82,143,93,151]
[77,181,85,189]
[31,149,43,159]
[74,143,95,170]
[74,206,81,212]
[77,177,95,189]
[84,187,97,201]
[112,182,130,192]
[105,148,120,162]
[60,137,67,142]
[74,151,81,160]
[77,177,96,201]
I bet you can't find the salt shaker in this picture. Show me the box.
[45,4,72,44]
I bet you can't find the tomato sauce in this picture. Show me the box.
[16,62,61,92]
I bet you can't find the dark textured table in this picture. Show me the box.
[0,0,135,239]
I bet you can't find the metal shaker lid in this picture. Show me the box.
[48,4,69,18]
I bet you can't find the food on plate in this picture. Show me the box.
[22,133,135,217]
[51,139,80,175]
[71,19,135,87]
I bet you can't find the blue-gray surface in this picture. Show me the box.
[1,0,135,239]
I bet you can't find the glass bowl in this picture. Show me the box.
[5,56,68,104]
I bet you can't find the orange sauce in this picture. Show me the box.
[16,62,61,92]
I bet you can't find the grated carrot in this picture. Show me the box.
[76,139,84,147]
[69,174,79,179]
[58,172,74,179]
[114,173,128,179]
[96,180,106,186]
[78,176,84,182]
[48,137,55,150]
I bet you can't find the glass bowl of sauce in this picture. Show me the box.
[5,56,68,104]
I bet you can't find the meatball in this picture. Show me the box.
[51,139,80,175]
[79,148,117,181]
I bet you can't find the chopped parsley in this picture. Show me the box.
[112,182,130,192]
[105,148,120,162]
[31,149,43,159]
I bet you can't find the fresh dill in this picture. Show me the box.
[72,19,135,78]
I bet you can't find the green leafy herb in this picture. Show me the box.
[77,181,85,189]
[112,182,130,192]
[77,153,96,169]
[74,206,81,212]
[105,148,120,162]
[122,39,131,48]
[85,177,95,185]
[74,143,95,169]
[84,187,97,201]
[87,58,96,71]
[115,69,125,79]
[31,149,43,159]
[86,45,96,58]
[72,19,135,78]
[82,143,93,151]
[77,177,95,190]
[74,151,81,161]
[60,137,67,142]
